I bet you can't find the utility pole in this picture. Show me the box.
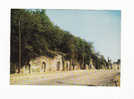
[18,15,21,73]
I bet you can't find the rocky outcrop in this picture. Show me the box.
[15,54,95,74]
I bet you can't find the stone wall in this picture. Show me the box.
[15,55,96,74]
[30,55,64,72]
[20,55,71,73]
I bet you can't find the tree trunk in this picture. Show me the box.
[83,55,85,69]
[69,59,72,71]
[62,57,65,71]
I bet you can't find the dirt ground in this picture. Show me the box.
[10,70,120,86]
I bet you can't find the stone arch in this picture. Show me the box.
[28,63,31,73]
[117,65,119,70]
[66,63,68,71]
[89,64,92,69]
[42,61,46,72]
[57,61,60,71]
[62,61,65,71]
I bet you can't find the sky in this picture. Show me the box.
[46,10,121,62]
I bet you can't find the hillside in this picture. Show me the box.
[11,9,109,73]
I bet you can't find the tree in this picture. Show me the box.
[116,59,120,65]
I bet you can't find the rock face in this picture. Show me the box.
[23,55,65,73]
[31,55,63,72]
[16,55,95,74]
[19,54,80,73]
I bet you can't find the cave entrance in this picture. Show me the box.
[42,61,46,72]
[57,61,60,71]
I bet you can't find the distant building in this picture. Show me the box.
[112,63,120,70]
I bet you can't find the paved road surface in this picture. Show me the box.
[10,70,120,86]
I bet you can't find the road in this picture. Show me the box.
[10,70,120,86]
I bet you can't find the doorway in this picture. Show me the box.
[57,61,60,71]
[42,61,46,72]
